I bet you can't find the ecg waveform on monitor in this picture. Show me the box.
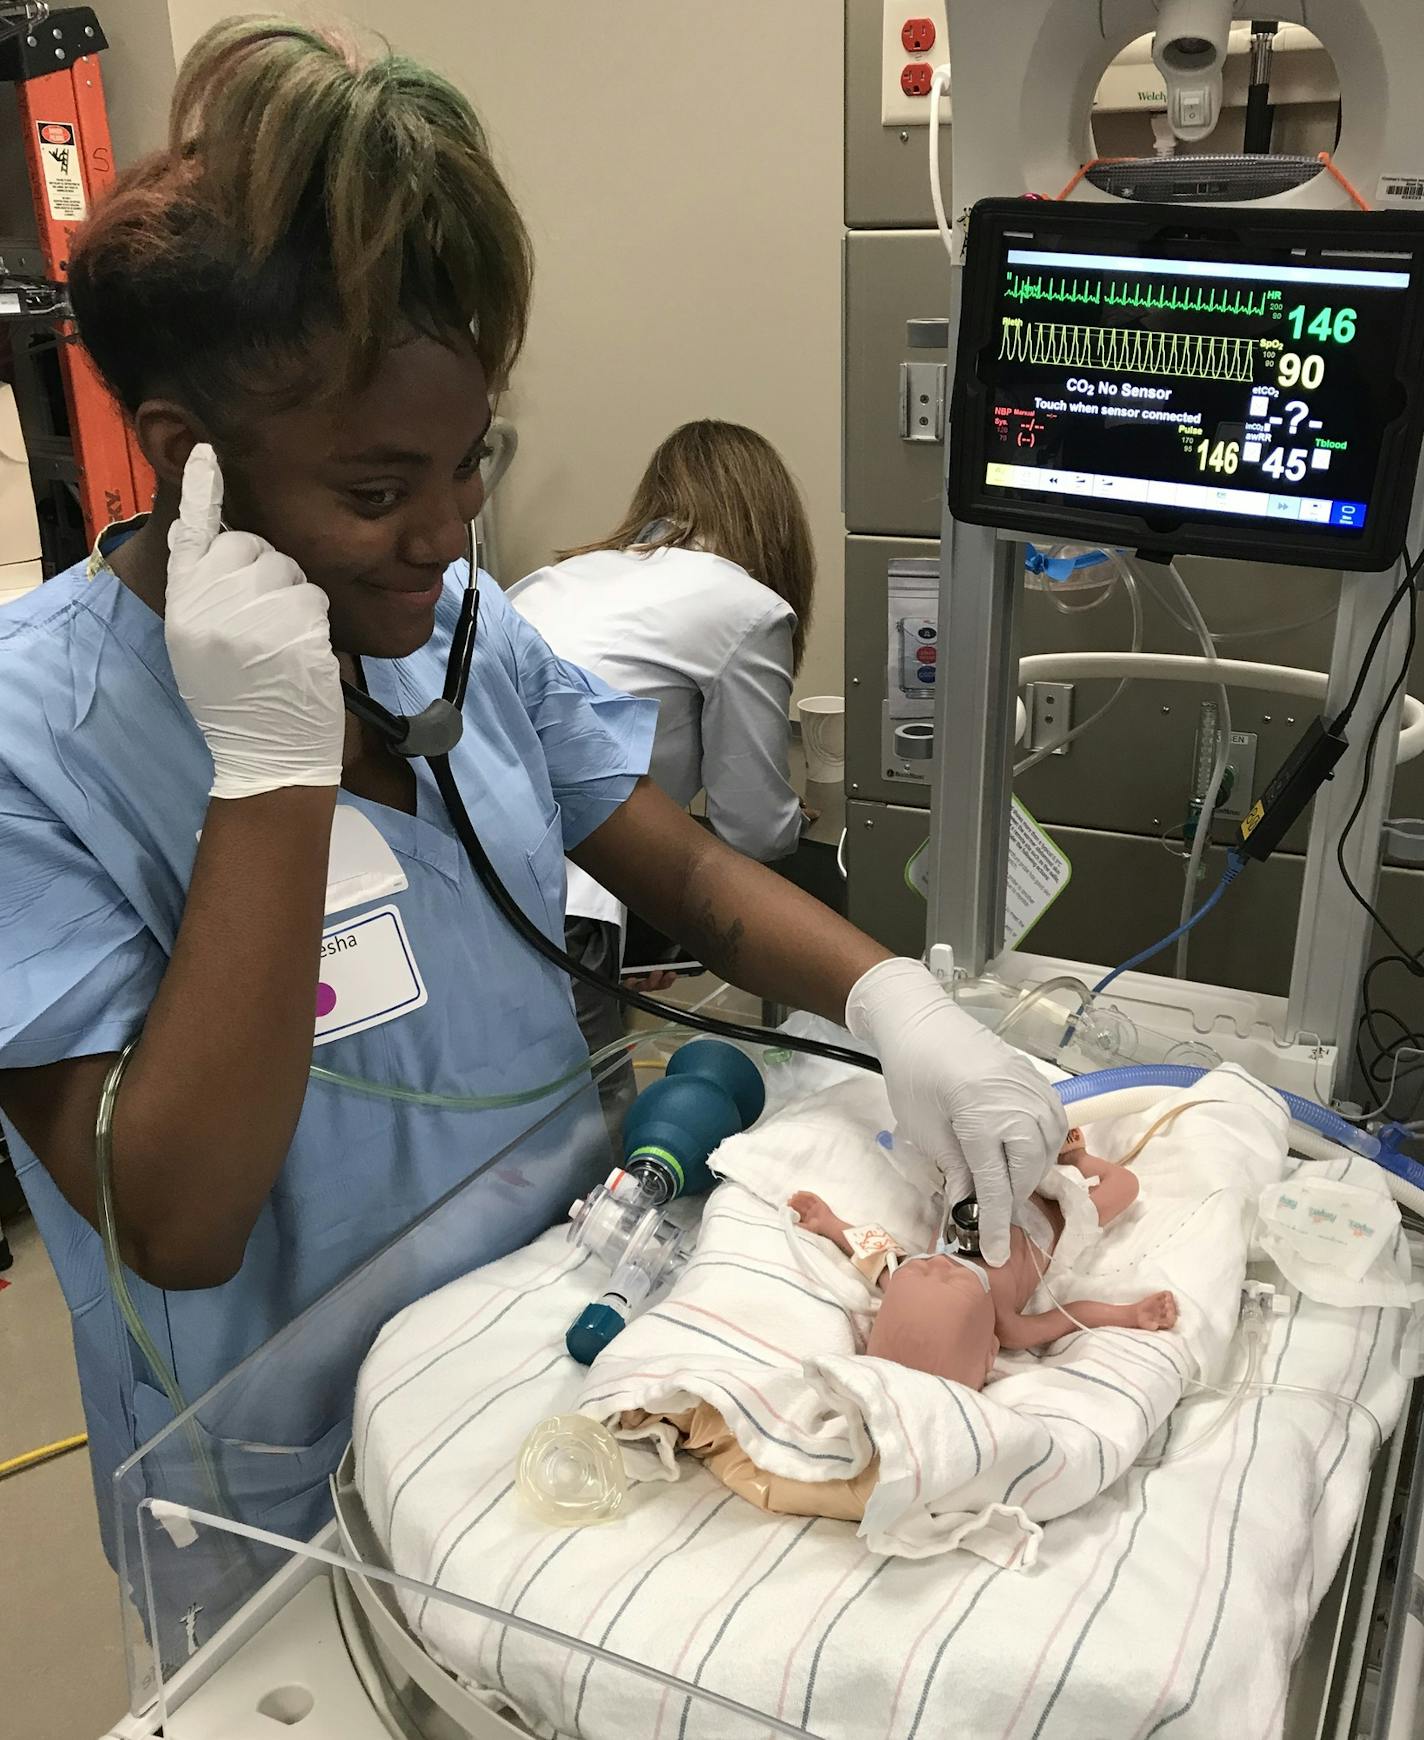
[1003,271,1273,318]
[998,316,1259,382]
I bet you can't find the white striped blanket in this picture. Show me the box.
[353,1176,1405,1739]
[573,1067,1295,1566]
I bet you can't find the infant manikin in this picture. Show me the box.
[789,1127,1178,1391]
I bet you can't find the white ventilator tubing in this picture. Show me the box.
[1016,653,1424,765]
[1015,556,1145,776]
[929,65,954,262]
[1158,561,1231,977]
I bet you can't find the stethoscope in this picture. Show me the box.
[339,521,878,1074]
[338,521,481,760]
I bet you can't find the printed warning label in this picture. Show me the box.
[35,122,87,223]
[903,797,1072,949]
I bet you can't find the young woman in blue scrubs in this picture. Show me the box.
[0,17,1064,1562]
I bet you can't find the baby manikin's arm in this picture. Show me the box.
[788,1192,904,1290]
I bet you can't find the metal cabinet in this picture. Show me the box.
[843,231,951,537]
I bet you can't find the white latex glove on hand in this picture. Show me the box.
[166,444,345,799]
[845,957,1067,1266]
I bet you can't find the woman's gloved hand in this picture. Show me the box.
[165,444,345,799]
[845,957,1067,1266]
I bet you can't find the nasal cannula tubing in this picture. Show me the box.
[314,980,747,1106]
[309,983,732,1113]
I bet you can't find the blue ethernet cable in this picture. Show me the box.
[1092,850,1248,998]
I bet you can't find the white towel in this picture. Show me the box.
[577,1065,1292,1566]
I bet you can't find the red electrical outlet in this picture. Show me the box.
[901,16,936,55]
[900,61,934,98]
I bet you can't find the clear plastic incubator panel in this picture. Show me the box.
[112,989,845,1739]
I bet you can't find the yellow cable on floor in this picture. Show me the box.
[0,1432,87,1480]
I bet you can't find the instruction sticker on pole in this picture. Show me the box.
[904,797,1071,949]
[35,122,87,223]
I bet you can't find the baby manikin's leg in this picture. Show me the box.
[995,1290,1178,1350]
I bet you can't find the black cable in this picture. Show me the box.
[1355,1026,1424,1120]
[426,751,883,1076]
[1335,556,1421,959]
[1327,552,1424,1113]
[1330,549,1423,734]
[1363,953,1414,1008]
[1365,964,1424,1045]
[1364,1018,1424,1086]
[1351,951,1424,1116]
[1365,1006,1424,1068]
[1360,958,1424,1062]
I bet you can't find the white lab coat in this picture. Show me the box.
[508,545,802,928]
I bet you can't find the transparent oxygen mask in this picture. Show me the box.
[516,1413,628,1526]
[954,974,1223,1074]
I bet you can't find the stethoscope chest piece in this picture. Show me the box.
[949,1196,981,1257]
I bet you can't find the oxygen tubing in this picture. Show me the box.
[310,1024,685,1111]
[308,978,757,1111]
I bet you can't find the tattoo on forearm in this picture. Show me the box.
[685,897,746,976]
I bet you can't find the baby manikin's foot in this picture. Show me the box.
[788,1192,843,1242]
[1133,1291,1178,1331]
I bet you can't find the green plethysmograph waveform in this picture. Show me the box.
[999,316,1262,382]
[1004,271,1273,319]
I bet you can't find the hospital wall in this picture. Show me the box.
[110,0,848,704]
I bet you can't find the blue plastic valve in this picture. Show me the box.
[565,1302,629,1365]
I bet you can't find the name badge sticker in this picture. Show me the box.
[313,903,427,1047]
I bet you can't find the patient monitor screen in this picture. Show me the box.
[951,202,1424,568]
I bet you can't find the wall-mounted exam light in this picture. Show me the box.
[1152,0,1237,142]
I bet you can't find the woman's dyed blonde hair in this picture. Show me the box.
[562,421,816,672]
[70,16,532,428]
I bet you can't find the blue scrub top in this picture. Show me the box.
[0,547,656,1555]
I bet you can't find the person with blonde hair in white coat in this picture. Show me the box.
[510,419,816,1133]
